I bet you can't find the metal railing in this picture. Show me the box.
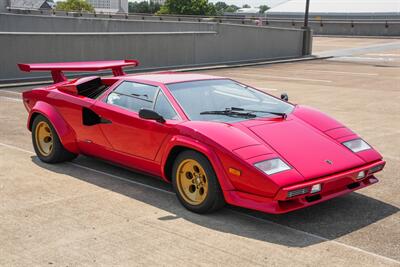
[5,7,399,26]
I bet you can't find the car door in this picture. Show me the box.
[91,80,180,161]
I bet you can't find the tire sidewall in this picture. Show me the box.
[172,150,223,213]
[32,115,58,162]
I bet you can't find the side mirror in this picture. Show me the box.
[280,93,289,102]
[139,109,165,123]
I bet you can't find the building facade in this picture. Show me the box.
[10,0,54,10]
[151,0,166,4]
[267,0,400,19]
[87,0,128,14]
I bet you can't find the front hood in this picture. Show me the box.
[248,119,365,179]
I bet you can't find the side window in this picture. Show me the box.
[154,91,179,120]
[106,81,158,112]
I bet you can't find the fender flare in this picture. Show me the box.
[28,101,79,154]
[161,135,235,191]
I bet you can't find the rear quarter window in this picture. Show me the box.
[106,81,158,112]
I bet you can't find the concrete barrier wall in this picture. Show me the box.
[313,21,400,36]
[266,21,400,36]
[0,13,217,32]
[0,24,304,82]
[3,10,400,36]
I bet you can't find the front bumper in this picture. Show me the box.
[223,160,385,214]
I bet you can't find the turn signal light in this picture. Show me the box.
[229,168,241,176]
[357,171,366,180]
[310,184,322,194]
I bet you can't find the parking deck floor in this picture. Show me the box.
[1,37,399,266]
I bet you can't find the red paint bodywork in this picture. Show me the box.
[19,60,385,214]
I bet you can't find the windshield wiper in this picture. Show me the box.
[200,108,256,118]
[230,107,287,119]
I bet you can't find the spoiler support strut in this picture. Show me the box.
[51,70,67,84]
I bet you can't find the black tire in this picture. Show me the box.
[172,150,225,214]
[32,114,77,163]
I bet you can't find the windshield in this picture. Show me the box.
[167,79,294,122]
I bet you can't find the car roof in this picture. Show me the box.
[123,73,225,84]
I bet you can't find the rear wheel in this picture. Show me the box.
[32,115,77,163]
[172,150,225,213]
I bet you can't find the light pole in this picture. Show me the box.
[304,0,310,27]
[302,0,312,56]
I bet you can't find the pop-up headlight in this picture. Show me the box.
[343,139,371,153]
[254,158,291,175]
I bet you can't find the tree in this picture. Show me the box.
[214,1,227,11]
[56,0,94,12]
[259,4,270,14]
[158,0,216,16]
[207,3,217,16]
[129,1,161,14]
[148,1,162,13]
[242,4,250,8]
[201,1,240,15]
[224,5,239,13]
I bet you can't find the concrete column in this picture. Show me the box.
[301,26,313,56]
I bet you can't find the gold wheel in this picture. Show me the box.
[35,121,53,156]
[176,159,209,205]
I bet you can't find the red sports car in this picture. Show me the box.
[19,60,385,214]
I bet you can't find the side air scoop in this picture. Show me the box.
[18,59,140,83]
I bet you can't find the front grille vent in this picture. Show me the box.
[287,188,308,198]
[370,164,384,173]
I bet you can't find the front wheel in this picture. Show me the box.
[32,115,77,163]
[172,150,225,214]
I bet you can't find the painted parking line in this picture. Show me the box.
[316,41,400,58]
[0,142,174,196]
[0,89,24,95]
[0,141,398,265]
[327,57,396,63]
[366,53,400,57]
[230,210,400,265]
[231,73,333,83]
[386,155,400,161]
[260,75,332,83]
[304,70,378,76]
[312,43,352,47]
[250,68,378,77]
[0,96,22,102]
[257,87,278,91]
[70,162,175,195]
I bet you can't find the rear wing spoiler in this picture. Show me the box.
[18,59,140,83]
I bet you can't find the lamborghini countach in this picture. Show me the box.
[19,60,385,214]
